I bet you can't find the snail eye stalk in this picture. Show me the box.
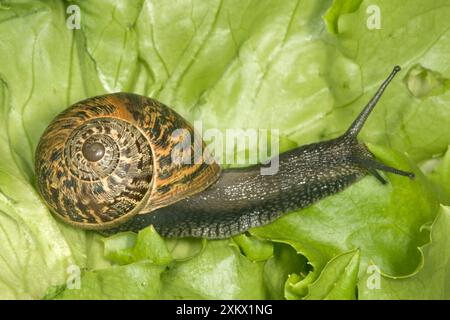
[345,65,401,138]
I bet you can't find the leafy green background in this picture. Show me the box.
[0,0,449,299]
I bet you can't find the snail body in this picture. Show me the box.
[35,66,414,239]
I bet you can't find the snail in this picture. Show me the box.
[35,66,414,239]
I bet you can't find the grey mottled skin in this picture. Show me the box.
[104,66,414,239]
[109,136,372,238]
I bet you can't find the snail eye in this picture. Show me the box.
[82,141,105,162]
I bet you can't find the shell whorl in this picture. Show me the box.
[35,93,221,230]
[64,118,152,182]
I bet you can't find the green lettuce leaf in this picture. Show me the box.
[232,234,273,262]
[264,243,309,300]
[53,261,166,300]
[359,206,450,299]
[422,146,450,205]
[53,229,267,300]
[305,250,360,300]
[326,0,450,162]
[0,0,449,300]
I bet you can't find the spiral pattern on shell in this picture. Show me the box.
[35,93,221,230]
[36,114,154,228]
[64,118,152,182]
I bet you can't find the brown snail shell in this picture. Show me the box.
[35,93,221,230]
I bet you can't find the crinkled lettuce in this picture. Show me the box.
[0,0,449,299]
